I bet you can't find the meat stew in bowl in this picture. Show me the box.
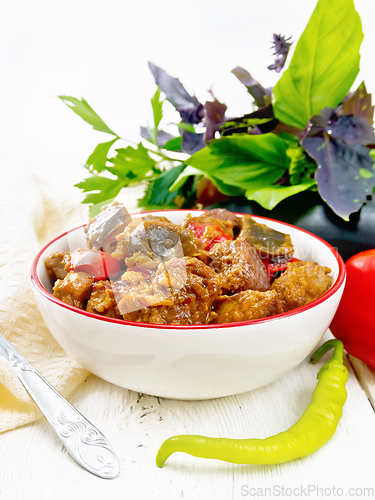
[45,203,333,325]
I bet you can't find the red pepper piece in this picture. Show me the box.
[263,257,300,282]
[205,234,231,251]
[70,250,121,280]
[187,222,232,250]
[187,222,206,241]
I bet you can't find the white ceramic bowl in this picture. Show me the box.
[31,210,345,400]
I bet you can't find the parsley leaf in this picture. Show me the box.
[76,143,158,213]
[138,164,187,208]
[59,96,118,136]
[163,136,182,151]
[151,86,163,135]
[75,175,126,212]
[85,138,119,173]
[144,87,165,145]
[107,144,156,182]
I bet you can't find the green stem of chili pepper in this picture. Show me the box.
[156,339,348,468]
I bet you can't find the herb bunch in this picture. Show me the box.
[61,0,375,220]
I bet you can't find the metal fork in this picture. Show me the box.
[0,332,119,479]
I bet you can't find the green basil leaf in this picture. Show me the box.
[187,134,290,193]
[246,181,316,210]
[170,165,243,197]
[273,0,363,129]
[85,138,119,173]
[59,96,118,135]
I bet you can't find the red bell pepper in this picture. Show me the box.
[330,249,375,369]
[70,250,121,280]
[187,222,232,250]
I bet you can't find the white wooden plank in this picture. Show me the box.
[348,355,375,410]
[1,333,375,500]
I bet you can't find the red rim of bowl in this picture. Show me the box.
[30,210,346,330]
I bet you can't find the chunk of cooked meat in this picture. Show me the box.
[203,208,242,226]
[112,218,201,261]
[270,260,333,312]
[239,214,294,260]
[213,289,282,323]
[86,280,121,318]
[208,237,269,293]
[191,249,211,265]
[53,271,94,309]
[84,201,133,251]
[121,257,221,325]
[112,270,174,315]
[182,208,242,239]
[45,251,72,282]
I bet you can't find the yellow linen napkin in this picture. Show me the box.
[0,166,90,432]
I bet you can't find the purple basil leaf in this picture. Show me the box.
[340,82,374,125]
[310,108,336,131]
[140,126,175,147]
[155,130,175,147]
[181,130,205,154]
[231,66,272,108]
[327,116,375,146]
[305,108,375,146]
[179,103,205,124]
[205,98,227,142]
[268,34,292,73]
[302,108,336,141]
[148,62,204,123]
[302,135,375,219]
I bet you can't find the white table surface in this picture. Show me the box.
[2,0,375,498]
[1,331,375,500]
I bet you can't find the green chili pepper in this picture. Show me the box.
[156,339,348,467]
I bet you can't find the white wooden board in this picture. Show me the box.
[1,333,375,500]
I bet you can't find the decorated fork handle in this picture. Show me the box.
[0,332,119,479]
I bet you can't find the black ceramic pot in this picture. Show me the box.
[208,192,375,262]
